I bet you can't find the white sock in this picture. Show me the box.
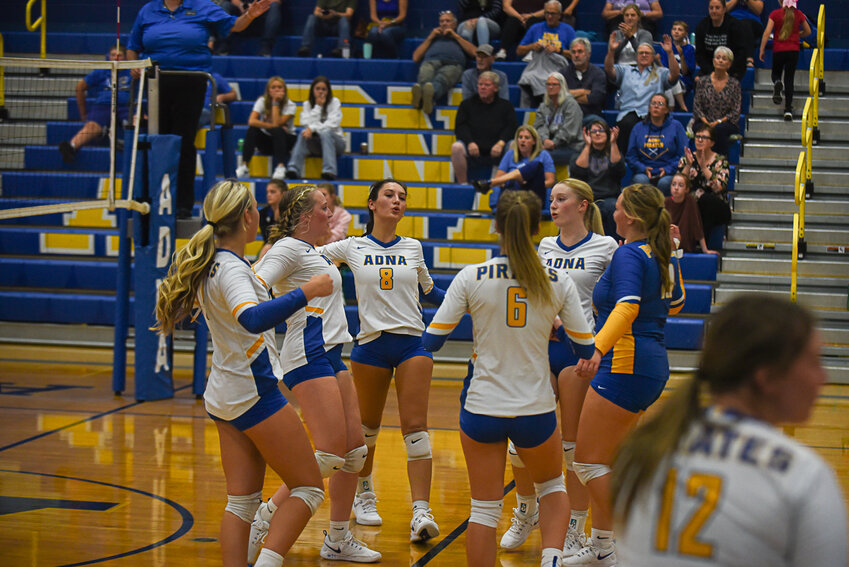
[517,493,538,517]
[70,141,77,149]
[358,474,373,494]
[260,497,278,521]
[328,521,349,542]
[591,528,614,548]
[412,500,430,514]
[541,547,562,567]
[254,548,283,567]
[570,509,588,534]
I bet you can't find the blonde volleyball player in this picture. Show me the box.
[318,179,445,542]
[565,184,685,566]
[613,295,848,566]
[251,186,381,563]
[502,179,617,557]
[154,180,329,567]
[424,190,597,567]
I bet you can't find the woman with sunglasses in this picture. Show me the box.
[677,122,731,241]
[570,120,624,238]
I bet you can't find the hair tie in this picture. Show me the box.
[657,206,664,214]
[782,0,797,7]
[207,221,217,229]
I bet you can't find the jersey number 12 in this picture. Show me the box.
[655,468,723,559]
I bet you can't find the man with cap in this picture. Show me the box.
[462,44,511,101]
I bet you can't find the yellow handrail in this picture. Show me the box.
[0,34,4,108]
[791,213,799,303]
[25,0,46,59]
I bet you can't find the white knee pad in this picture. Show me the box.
[315,450,346,478]
[507,440,525,468]
[225,490,262,524]
[289,485,325,516]
[362,425,380,449]
[534,473,566,500]
[469,498,503,528]
[562,441,576,471]
[342,444,369,473]
[572,462,611,486]
[404,430,432,461]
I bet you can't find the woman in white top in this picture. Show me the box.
[285,75,345,181]
[237,76,297,181]
[613,294,848,567]
[424,190,598,567]
[319,178,445,542]
[250,185,381,563]
[154,180,330,567]
[501,179,618,558]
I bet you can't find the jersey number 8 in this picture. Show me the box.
[379,268,394,290]
[506,286,527,327]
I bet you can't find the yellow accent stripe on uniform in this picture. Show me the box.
[610,333,635,374]
[246,336,265,358]
[565,329,594,340]
[594,302,640,355]
[231,301,257,318]
[252,268,270,290]
[305,306,324,315]
[428,321,458,330]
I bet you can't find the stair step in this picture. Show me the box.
[0,148,25,170]
[730,212,848,226]
[749,93,849,117]
[723,241,849,257]
[742,142,849,162]
[737,167,849,187]
[714,285,849,312]
[720,256,848,278]
[739,155,849,169]
[744,118,849,141]
[731,183,848,198]
[726,225,848,246]
[732,196,849,215]
[754,69,849,92]
[2,75,80,96]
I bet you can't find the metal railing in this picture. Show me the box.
[25,0,46,59]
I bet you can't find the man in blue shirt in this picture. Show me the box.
[516,0,575,107]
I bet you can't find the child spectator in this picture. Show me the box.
[316,182,351,244]
[760,0,811,121]
[237,76,296,180]
[658,20,695,111]
[259,178,288,244]
[665,172,719,254]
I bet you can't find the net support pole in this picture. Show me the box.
[112,128,136,395]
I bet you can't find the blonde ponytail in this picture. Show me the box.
[621,184,672,294]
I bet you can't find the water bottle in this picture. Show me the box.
[689,32,696,45]
[342,39,351,59]
[237,138,244,154]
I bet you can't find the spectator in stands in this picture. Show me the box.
[625,93,688,195]
[695,0,749,80]
[128,0,270,218]
[759,0,811,121]
[214,0,282,56]
[558,37,607,119]
[605,33,679,156]
[473,125,556,210]
[457,0,503,48]
[316,182,352,244]
[665,173,719,254]
[412,10,478,114]
[658,20,696,111]
[285,76,345,181]
[533,72,583,167]
[259,178,288,245]
[451,71,518,184]
[497,0,545,60]
[197,72,237,130]
[728,0,764,69]
[59,45,131,164]
[237,76,296,180]
[601,0,663,38]
[677,122,731,239]
[462,44,510,100]
[297,0,356,57]
[517,0,576,108]
[569,119,624,237]
[366,0,407,59]
[611,4,654,66]
[692,45,741,155]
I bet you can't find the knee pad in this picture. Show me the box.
[289,485,325,516]
[404,430,432,461]
[572,462,611,486]
[362,425,380,449]
[469,498,503,528]
[534,473,566,500]
[224,491,262,524]
[507,440,525,468]
[562,441,576,471]
[315,450,346,478]
[342,444,369,473]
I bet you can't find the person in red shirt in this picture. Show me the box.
[759,0,811,121]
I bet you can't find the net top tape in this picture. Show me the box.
[0,57,152,70]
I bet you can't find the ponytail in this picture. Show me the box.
[267,185,318,245]
[778,6,795,41]
[621,184,672,295]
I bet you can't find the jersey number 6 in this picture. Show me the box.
[506,286,527,327]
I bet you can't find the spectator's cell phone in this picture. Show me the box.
[322,8,330,15]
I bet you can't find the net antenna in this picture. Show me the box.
[0,56,152,220]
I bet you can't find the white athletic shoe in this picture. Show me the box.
[352,491,382,526]
[320,530,382,563]
[563,527,587,557]
[495,48,507,60]
[522,52,533,62]
[410,508,440,542]
[563,541,617,566]
[499,508,539,549]
[247,499,273,564]
[272,164,286,180]
[236,163,250,178]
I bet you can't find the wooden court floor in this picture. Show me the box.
[1,344,848,566]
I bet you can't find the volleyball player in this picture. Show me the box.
[613,295,848,566]
[251,186,381,563]
[502,180,618,557]
[565,184,685,566]
[154,180,328,567]
[318,179,444,542]
[424,190,597,567]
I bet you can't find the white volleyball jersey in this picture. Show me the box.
[537,232,618,327]
[618,407,848,567]
[253,237,352,374]
[426,256,594,417]
[198,249,284,421]
[319,235,435,344]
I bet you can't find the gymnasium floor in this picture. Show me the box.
[1,344,847,566]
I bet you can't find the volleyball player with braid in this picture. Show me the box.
[565,184,685,566]
[154,180,330,567]
[250,185,382,563]
[502,179,618,558]
[424,190,597,567]
[317,178,445,542]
